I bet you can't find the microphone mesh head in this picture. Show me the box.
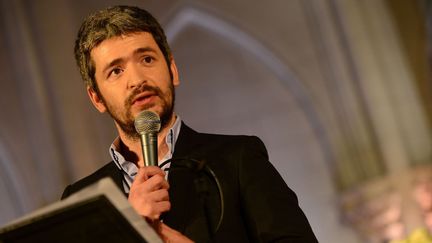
[134,110,161,135]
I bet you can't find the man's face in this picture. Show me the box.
[88,32,179,139]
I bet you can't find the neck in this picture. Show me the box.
[116,113,177,168]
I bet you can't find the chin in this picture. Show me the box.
[134,106,161,117]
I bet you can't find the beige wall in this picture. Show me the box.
[0,0,431,242]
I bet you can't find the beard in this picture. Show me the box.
[97,82,175,140]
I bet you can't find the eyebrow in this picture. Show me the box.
[133,47,157,56]
[101,47,158,75]
[102,58,123,75]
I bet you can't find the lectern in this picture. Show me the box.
[0,178,161,243]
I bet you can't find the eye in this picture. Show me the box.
[108,67,123,78]
[142,56,154,64]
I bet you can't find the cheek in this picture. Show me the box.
[161,83,174,99]
[99,88,124,107]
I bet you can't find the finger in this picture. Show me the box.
[129,185,169,206]
[149,188,170,202]
[150,201,171,219]
[156,200,171,214]
[129,175,169,205]
[144,166,166,178]
[140,200,171,220]
[132,167,149,185]
[130,174,169,195]
[145,174,170,191]
[132,166,165,185]
[129,190,171,220]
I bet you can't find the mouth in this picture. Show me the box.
[131,92,157,107]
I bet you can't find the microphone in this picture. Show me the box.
[134,110,161,167]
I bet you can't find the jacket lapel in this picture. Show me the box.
[162,123,204,233]
[101,162,128,196]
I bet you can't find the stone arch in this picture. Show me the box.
[164,5,334,171]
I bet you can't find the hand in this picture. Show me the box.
[128,166,170,220]
[158,222,194,243]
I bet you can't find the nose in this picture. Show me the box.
[127,63,146,89]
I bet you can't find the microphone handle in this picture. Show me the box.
[140,132,158,167]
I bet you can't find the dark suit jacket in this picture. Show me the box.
[62,123,318,242]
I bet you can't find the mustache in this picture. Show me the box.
[125,84,163,107]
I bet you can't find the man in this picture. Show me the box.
[62,5,318,242]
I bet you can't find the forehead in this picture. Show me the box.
[90,32,160,65]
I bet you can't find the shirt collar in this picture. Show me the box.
[110,116,182,175]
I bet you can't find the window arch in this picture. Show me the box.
[164,5,334,171]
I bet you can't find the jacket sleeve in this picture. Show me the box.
[238,136,318,242]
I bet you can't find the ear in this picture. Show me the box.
[87,86,107,113]
[169,57,180,87]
